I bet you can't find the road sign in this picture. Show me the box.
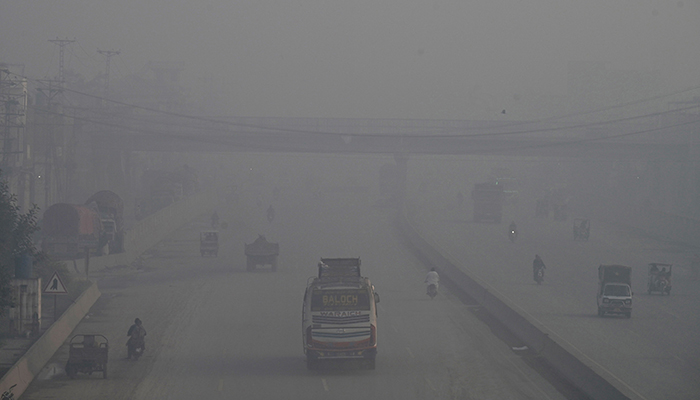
[44,271,68,294]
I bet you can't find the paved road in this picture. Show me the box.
[21,183,568,400]
[408,193,700,400]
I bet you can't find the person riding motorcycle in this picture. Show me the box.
[509,221,518,241]
[211,211,220,228]
[533,255,546,283]
[425,267,440,296]
[127,318,147,360]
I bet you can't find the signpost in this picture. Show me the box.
[43,271,68,323]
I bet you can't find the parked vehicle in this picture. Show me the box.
[41,203,103,259]
[573,218,590,241]
[85,190,125,254]
[647,263,672,295]
[244,235,279,271]
[302,258,380,370]
[200,231,219,257]
[597,265,633,318]
[471,182,504,223]
[65,334,109,379]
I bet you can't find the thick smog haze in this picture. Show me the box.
[2,0,699,118]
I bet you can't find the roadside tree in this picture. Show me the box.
[0,170,40,314]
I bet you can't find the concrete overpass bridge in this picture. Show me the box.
[107,114,698,160]
[76,113,699,224]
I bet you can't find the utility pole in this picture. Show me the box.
[48,38,75,85]
[0,64,28,206]
[40,38,74,207]
[97,49,120,105]
[35,79,63,209]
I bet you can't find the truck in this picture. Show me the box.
[471,182,504,223]
[244,235,279,271]
[85,190,124,254]
[597,265,633,318]
[41,203,103,259]
[302,258,380,370]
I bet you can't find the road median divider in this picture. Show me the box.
[397,206,645,400]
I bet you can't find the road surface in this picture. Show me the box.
[22,183,568,400]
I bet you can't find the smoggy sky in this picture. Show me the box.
[2,0,699,119]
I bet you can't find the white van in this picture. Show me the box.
[302,258,379,369]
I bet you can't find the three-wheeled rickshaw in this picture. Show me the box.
[647,263,672,295]
[573,218,590,241]
[200,230,219,257]
[65,334,109,379]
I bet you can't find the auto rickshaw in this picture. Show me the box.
[200,230,219,257]
[65,334,109,379]
[573,218,590,241]
[647,263,672,295]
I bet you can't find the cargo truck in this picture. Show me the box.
[85,190,124,253]
[597,265,633,318]
[41,203,103,259]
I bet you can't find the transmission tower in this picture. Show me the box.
[97,49,120,102]
[48,37,76,85]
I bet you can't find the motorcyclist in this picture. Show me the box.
[509,221,518,239]
[266,205,275,222]
[127,318,147,359]
[650,264,660,286]
[425,267,440,295]
[533,255,546,282]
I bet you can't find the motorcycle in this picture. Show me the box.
[127,337,145,360]
[427,283,438,299]
[534,267,544,285]
[509,229,517,243]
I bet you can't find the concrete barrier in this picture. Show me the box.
[0,281,101,398]
[397,208,647,400]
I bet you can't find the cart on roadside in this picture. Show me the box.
[200,230,219,257]
[65,334,109,379]
[573,218,590,241]
[647,263,672,295]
